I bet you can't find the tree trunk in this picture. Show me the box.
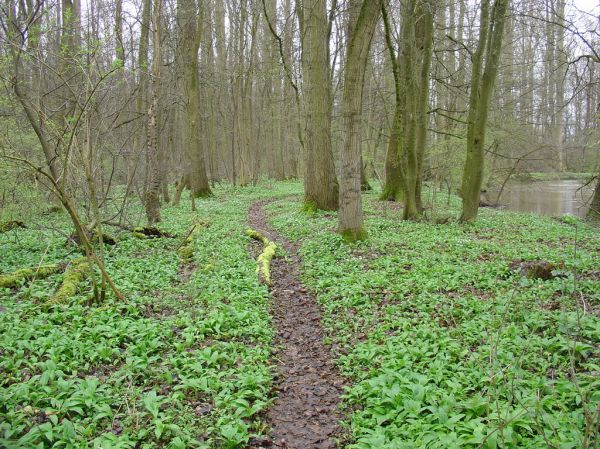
[588,177,600,221]
[300,0,339,211]
[115,0,125,63]
[460,0,508,222]
[381,0,433,219]
[178,0,211,198]
[414,2,434,213]
[144,0,163,225]
[338,0,381,241]
[381,107,405,201]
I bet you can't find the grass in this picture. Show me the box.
[1,181,599,448]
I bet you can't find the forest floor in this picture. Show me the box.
[247,199,344,449]
[1,181,599,449]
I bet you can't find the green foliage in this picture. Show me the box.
[0,182,302,448]
[2,180,598,448]
[266,186,600,448]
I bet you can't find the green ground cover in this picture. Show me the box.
[0,184,296,449]
[266,189,600,449]
[1,181,599,448]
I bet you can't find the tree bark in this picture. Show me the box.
[381,0,433,219]
[338,0,381,240]
[178,0,212,197]
[144,0,163,225]
[299,0,339,211]
[588,177,600,221]
[460,0,509,222]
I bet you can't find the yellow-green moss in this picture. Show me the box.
[132,226,171,239]
[245,229,277,285]
[177,219,209,262]
[46,258,90,306]
[340,226,368,243]
[301,199,318,214]
[177,245,194,261]
[0,265,60,288]
[245,229,266,242]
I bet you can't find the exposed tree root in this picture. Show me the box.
[46,258,91,306]
[0,265,61,288]
[246,228,277,285]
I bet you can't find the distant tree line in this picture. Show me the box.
[0,0,598,239]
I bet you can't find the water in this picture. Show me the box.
[488,179,593,218]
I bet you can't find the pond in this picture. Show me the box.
[488,179,593,218]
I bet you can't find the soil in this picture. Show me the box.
[247,200,345,449]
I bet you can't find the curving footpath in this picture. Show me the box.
[247,199,345,449]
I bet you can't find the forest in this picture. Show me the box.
[0,0,599,447]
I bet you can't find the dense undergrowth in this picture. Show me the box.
[266,189,600,449]
[1,181,599,448]
[0,184,297,449]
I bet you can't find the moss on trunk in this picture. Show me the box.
[340,227,367,243]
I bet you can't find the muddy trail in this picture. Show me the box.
[247,200,345,449]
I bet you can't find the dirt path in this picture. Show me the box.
[247,200,345,449]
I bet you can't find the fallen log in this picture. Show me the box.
[246,229,277,285]
[509,259,565,280]
[132,226,175,239]
[177,219,209,261]
[46,258,91,306]
[68,230,117,247]
[0,265,61,288]
[0,220,27,233]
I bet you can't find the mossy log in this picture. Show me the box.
[246,229,277,285]
[177,219,209,261]
[509,259,564,280]
[0,265,61,288]
[132,226,174,239]
[43,205,63,215]
[46,258,91,306]
[0,220,26,233]
[69,230,117,246]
